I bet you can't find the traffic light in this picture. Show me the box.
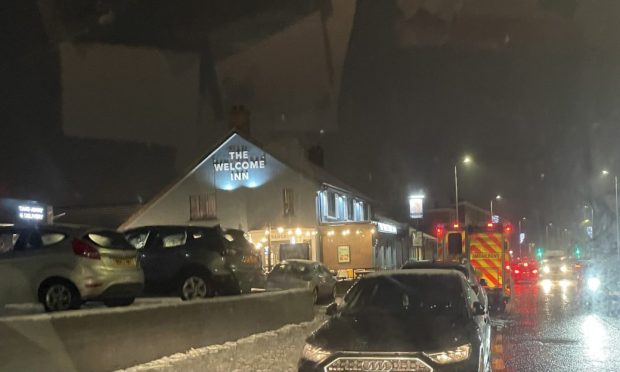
[535,247,544,259]
[574,245,582,259]
[504,224,513,234]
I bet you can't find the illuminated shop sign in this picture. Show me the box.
[213,145,266,181]
[408,195,424,219]
[18,205,45,221]
[376,222,397,234]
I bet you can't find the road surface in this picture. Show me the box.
[493,280,620,371]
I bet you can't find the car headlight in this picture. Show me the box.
[424,344,471,365]
[560,265,567,273]
[542,266,550,274]
[302,343,332,363]
[587,277,601,292]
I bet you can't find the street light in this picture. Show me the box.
[454,155,473,224]
[601,170,619,257]
[490,194,501,216]
[518,217,526,257]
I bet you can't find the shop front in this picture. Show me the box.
[372,219,408,270]
[320,223,375,278]
[248,226,318,270]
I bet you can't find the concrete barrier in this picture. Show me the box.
[0,289,314,372]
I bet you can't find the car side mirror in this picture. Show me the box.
[326,302,338,316]
[473,302,486,316]
[479,278,488,287]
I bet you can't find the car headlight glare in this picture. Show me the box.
[560,265,567,273]
[543,266,550,274]
[302,343,332,363]
[587,277,601,292]
[424,344,471,364]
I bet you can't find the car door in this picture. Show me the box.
[0,227,54,305]
[316,263,336,296]
[138,227,188,286]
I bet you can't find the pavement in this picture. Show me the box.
[492,279,620,372]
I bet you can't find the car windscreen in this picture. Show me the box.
[86,231,135,250]
[342,274,468,322]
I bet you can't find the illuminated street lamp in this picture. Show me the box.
[454,155,473,224]
[601,169,619,257]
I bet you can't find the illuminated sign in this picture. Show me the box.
[213,145,266,181]
[519,233,525,244]
[491,215,499,223]
[18,205,45,221]
[586,226,593,239]
[408,195,424,219]
[376,222,397,234]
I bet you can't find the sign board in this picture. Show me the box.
[519,233,525,244]
[408,195,424,219]
[491,215,499,223]
[337,245,351,263]
[18,205,45,221]
[586,226,593,239]
[377,222,397,234]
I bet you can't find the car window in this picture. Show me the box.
[291,263,310,275]
[126,231,150,250]
[41,232,67,246]
[160,231,187,248]
[0,231,20,254]
[87,231,134,250]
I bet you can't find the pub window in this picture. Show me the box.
[327,191,337,217]
[190,193,217,220]
[283,188,295,216]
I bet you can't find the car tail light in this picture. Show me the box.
[72,239,101,259]
[514,269,520,274]
[533,269,538,274]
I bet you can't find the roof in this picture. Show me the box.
[120,130,374,230]
[364,268,466,279]
[401,261,470,277]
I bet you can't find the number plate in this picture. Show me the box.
[111,257,136,267]
[242,255,258,264]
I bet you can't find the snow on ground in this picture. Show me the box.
[119,312,328,372]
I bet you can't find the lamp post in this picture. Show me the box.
[602,170,619,257]
[454,155,472,224]
[490,194,501,217]
[518,217,526,257]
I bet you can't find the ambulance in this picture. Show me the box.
[436,222,513,312]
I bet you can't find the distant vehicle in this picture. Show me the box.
[511,258,539,283]
[436,223,512,312]
[539,255,574,281]
[402,260,488,310]
[0,224,143,311]
[578,258,620,313]
[266,259,337,304]
[299,270,492,372]
[124,225,263,300]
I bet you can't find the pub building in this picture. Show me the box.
[120,131,409,273]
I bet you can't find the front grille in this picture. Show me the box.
[325,357,432,372]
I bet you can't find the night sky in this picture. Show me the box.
[3,0,620,245]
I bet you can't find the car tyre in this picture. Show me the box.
[103,298,135,307]
[179,273,215,300]
[39,279,81,312]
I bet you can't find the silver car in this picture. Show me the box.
[0,224,144,311]
[266,259,337,303]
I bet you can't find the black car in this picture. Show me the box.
[124,225,263,300]
[299,270,492,372]
[402,260,489,310]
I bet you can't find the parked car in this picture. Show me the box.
[299,269,492,372]
[266,259,337,303]
[0,224,143,312]
[124,225,263,300]
[402,260,489,310]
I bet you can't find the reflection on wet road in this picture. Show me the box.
[492,280,620,371]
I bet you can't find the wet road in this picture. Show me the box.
[493,280,620,371]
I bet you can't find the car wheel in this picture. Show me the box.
[312,287,319,304]
[103,298,135,307]
[180,274,214,300]
[40,280,81,312]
